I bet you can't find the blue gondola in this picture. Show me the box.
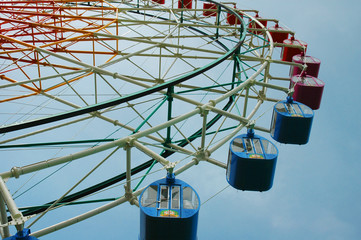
[139,174,200,240]
[4,228,39,240]
[270,97,314,144]
[227,129,278,192]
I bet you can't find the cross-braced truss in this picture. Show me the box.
[0,0,299,238]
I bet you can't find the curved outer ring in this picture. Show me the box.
[0,2,278,238]
[0,2,246,134]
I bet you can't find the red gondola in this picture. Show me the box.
[268,23,288,44]
[227,4,241,25]
[291,53,321,77]
[203,2,217,17]
[291,73,325,110]
[248,13,267,35]
[178,0,192,9]
[282,36,307,62]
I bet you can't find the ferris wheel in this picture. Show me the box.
[0,0,324,239]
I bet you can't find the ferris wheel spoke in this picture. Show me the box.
[0,69,89,90]
[136,140,194,158]
[42,91,168,140]
[0,1,304,237]
[171,123,198,152]
[26,145,122,229]
[0,95,171,145]
[126,11,179,39]
[203,101,248,150]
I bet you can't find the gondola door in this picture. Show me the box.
[157,185,181,218]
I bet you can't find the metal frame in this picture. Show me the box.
[0,0,301,238]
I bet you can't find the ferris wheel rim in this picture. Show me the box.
[0,1,286,238]
[0,1,249,134]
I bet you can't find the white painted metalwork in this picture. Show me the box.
[0,0,302,238]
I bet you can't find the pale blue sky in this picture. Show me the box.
[2,0,361,239]
[194,1,361,239]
